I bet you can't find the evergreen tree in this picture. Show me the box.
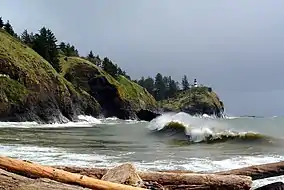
[162,76,169,98]
[102,57,118,77]
[4,20,15,36]
[87,50,94,59]
[46,28,60,72]
[96,55,102,67]
[154,73,166,101]
[59,42,66,51]
[87,50,97,64]
[138,77,145,87]
[59,42,79,57]
[143,77,155,95]
[168,77,178,98]
[0,17,3,28]
[70,45,79,56]
[21,29,34,47]
[32,27,60,72]
[182,75,190,90]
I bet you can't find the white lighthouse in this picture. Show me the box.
[193,79,198,87]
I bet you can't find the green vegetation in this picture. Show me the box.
[0,15,224,121]
[117,75,157,110]
[0,77,28,104]
[0,17,3,28]
[0,28,100,121]
[181,75,190,90]
[3,20,15,36]
[160,86,224,116]
[137,73,181,101]
[60,56,157,111]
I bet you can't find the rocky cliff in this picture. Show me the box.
[0,29,158,122]
[159,86,224,117]
[0,29,101,123]
[60,56,158,120]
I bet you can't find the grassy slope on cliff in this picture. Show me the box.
[0,29,100,121]
[60,56,157,111]
[160,86,224,115]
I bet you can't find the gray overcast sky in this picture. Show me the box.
[1,0,284,116]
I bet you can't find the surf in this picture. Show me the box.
[147,112,271,144]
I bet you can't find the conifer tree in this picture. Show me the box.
[32,27,60,72]
[88,50,95,59]
[143,77,155,95]
[21,29,34,47]
[102,57,118,77]
[0,17,4,28]
[4,20,15,36]
[182,75,190,90]
[168,77,178,98]
[87,50,96,64]
[154,73,166,101]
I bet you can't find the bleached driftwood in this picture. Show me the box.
[215,161,284,180]
[58,166,252,190]
[0,156,145,190]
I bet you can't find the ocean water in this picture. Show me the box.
[0,112,284,189]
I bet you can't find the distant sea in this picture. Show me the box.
[0,112,283,189]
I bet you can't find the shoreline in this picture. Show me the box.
[0,156,284,190]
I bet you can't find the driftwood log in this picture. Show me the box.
[215,161,284,180]
[0,156,145,190]
[58,166,252,190]
[58,161,284,182]
[0,168,90,190]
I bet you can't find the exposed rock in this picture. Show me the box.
[101,163,143,187]
[61,57,158,120]
[136,109,161,121]
[0,29,101,123]
[159,87,224,117]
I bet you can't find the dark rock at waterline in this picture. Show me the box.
[88,76,134,120]
[62,57,158,120]
[0,29,158,123]
[0,29,102,123]
[255,182,284,190]
[136,109,161,121]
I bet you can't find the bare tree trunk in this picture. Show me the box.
[58,166,252,190]
[0,156,145,190]
[215,161,284,180]
[0,168,89,190]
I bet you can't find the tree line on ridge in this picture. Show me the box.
[0,16,198,101]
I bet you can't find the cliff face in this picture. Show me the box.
[61,57,158,120]
[159,86,224,117]
[0,28,158,122]
[0,29,223,122]
[0,29,101,122]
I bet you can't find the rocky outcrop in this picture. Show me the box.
[61,57,158,120]
[160,87,224,117]
[0,29,101,123]
[136,109,161,122]
[101,163,143,187]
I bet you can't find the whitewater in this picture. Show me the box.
[0,113,284,189]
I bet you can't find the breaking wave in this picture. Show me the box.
[147,112,270,144]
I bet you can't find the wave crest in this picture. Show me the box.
[147,112,268,143]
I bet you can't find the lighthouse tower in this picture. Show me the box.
[193,79,198,87]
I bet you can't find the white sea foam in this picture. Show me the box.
[147,112,261,143]
[0,115,103,128]
[77,115,102,124]
[0,144,283,189]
